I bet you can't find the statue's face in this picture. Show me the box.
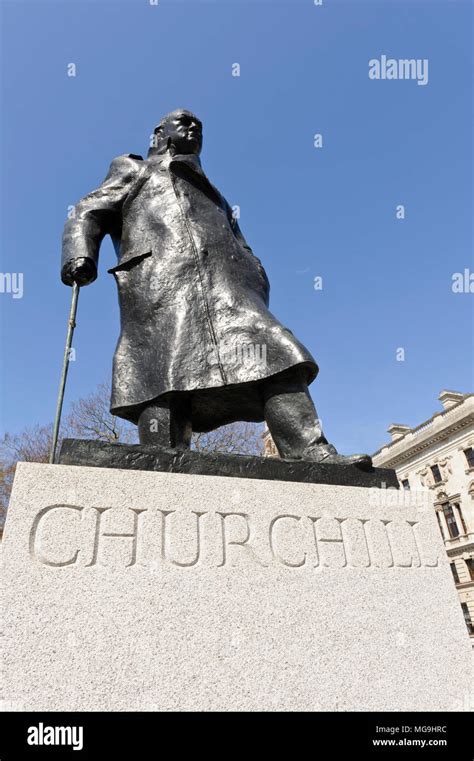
[161,111,203,155]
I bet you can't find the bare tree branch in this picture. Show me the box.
[0,383,265,525]
[192,421,264,456]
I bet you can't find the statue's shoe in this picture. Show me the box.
[302,443,373,470]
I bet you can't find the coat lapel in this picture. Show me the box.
[168,154,224,207]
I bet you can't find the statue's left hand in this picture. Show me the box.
[61,257,97,287]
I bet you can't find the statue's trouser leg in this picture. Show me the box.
[263,368,329,459]
[137,396,192,450]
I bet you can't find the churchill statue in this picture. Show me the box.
[61,109,371,468]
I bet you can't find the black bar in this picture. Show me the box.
[1,712,472,759]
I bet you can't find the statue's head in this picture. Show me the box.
[150,109,203,156]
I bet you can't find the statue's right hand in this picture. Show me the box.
[61,257,97,287]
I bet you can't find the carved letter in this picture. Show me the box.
[382,519,422,568]
[29,505,84,566]
[269,514,306,567]
[160,510,206,567]
[217,512,264,567]
[310,517,347,568]
[86,507,146,567]
[407,520,438,567]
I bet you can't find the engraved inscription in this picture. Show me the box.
[29,505,441,570]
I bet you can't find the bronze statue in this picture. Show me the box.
[61,109,371,468]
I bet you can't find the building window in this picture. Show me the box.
[461,603,474,635]
[431,464,442,483]
[466,558,474,581]
[401,479,410,490]
[450,563,460,584]
[455,504,468,535]
[442,503,459,539]
[464,448,474,469]
[436,512,445,540]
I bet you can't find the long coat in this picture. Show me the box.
[62,151,318,430]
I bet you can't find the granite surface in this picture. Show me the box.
[2,462,471,712]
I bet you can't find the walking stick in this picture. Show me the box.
[49,282,80,464]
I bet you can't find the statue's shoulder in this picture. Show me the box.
[105,153,145,179]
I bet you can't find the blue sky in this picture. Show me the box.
[1,0,472,455]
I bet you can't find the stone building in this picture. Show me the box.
[372,390,474,643]
[262,427,278,457]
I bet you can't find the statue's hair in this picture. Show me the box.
[155,109,200,132]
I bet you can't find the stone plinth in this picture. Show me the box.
[2,463,472,711]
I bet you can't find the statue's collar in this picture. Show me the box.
[149,151,203,173]
[147,151,222,204]
[170,152,203,170]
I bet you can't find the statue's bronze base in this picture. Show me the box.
[59,438,398,489]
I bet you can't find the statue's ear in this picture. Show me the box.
[148,126,166,156]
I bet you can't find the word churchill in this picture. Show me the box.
[30,504,440,570]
